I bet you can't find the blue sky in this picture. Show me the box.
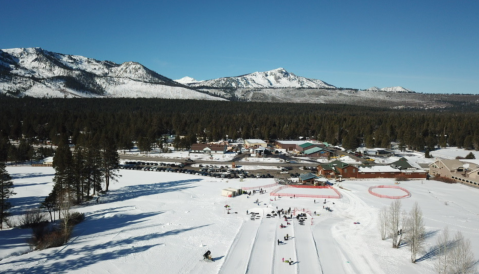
[2,0,478,93]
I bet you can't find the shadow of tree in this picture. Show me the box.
[14,182,50,188]
[416,239,459,262]
[2,223,210,273]
[97,179,201,205]
[11,173,54,180]
[9,196,46,216]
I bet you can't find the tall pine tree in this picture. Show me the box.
[0,163,15,229]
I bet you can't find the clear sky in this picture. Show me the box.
[2,0,478,94]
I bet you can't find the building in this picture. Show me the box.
[275,140,306,151]
[221,188,242,197]
[190,144,227,154]
[318,159,426,179]
[429,158,479,187]
[299,173,319,184]
[244,139,267,148]
[318,160,358,178]
[303,147,332,158]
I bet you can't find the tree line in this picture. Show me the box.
[0,98,478,157]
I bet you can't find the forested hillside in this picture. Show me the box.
[0,98,478,161]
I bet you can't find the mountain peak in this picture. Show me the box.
[175,76,199,84]
[187,68,335,89]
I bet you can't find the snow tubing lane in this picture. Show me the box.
[368,185,411,199]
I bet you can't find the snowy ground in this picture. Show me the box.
[1,164,479,273]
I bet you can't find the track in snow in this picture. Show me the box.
[219,219,261,274]
[245,216,278,273]
[312,217,352,274]
[273,218,297,274]
[294,219,323,273]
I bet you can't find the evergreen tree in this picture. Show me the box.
[101,136,119,192]
[465,152,475,159]
[0,163,15,229]
[52,138,74,197]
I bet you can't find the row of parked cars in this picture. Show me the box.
[121,161,185,169]
[119,161,275,179]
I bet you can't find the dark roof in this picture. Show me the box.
[320,163,334,171]
[191,143,225,151]
[300,173,319,181]
[390,158,413,170]
[330,160,350,169]
[299,142,314,148]
[304,147,322,155]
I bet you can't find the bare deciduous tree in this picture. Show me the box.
[388,200,404,248]
[378,206,389,240]
[404,202,425,262]
[434,226,451,274]
[450,231,477,274]
[57,189,72,244]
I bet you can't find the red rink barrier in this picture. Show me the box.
[241,182,278,191]
[270,185,342,199]
[368,185,411,199]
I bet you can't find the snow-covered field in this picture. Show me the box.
[1,162,479,273]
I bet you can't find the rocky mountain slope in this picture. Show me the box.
[0,48,223,100]
[185,67,335,89]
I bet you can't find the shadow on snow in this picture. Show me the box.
[98,179,201,205]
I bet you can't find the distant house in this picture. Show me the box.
[318,159,426,179]
[275,140,306,151]
[318,161,358,179]
[429,158,479,187]
[299,173,319,184]
[42,157,54,166]
[190,143,227,154]
[244,139,267,148]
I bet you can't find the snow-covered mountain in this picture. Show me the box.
[175,76,201,85]
[367,86,414,93]
[0,48,223,100]
[186,68,336,89]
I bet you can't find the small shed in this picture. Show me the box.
[299,173,319,184]
[222,188,242,197]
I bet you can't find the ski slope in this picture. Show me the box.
[219,219,260,274]
[246,216,277,273]
[294,218,323,273]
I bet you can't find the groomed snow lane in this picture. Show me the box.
[219,219,261,274]
[294,217,323,274]
[246,216,278,274]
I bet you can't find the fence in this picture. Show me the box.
[241,182,278,191]
[368,185,411,199]
[269,185,342,199]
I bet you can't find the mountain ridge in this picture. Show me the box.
[185,67,336,89]
[0,47,223,100]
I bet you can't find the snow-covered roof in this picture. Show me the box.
[42,156,54,163]
[358,166,400,173]
[276,141,307,145]
[245,139,266,144]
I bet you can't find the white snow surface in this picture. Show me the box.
[188,68,336,89]
[1,166,479,274]
[175,76,201,85]
[366,86,414,93]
